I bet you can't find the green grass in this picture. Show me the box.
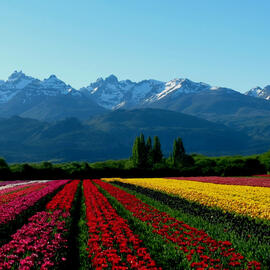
[77,183,92,270]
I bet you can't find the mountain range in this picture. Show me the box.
[0,70,270,162]
[1,71,270,118]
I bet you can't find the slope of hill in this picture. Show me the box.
[0,109,265,163]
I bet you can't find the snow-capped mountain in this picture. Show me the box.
[0,71,36,103]
[80,75,136,109]
[143,78,212,104]
[245,85,270,100]
[0,71,105,120]
[80,75,215,109]
[1,70,270,122]
[0,71,82,103]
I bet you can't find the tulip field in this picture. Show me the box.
[0,178,269,269]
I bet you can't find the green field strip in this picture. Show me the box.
[77,183,93,270]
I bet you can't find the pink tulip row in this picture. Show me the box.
[0,181,43,196]
[0,180,79,270]
[0,182,48,206]
[0,210,69,270]
[0,180,68,225]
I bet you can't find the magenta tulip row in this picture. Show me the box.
[0,180,79,270]
[0,210,70,269]
[0,182,50,207]
[0,181,40,196]
[0,180,68,225]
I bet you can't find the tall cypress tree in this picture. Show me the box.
[132,134,148,168]
[172,137,185,167]
[139,133,147,167]
[146,136,153,166]
[132,136,140,167]
[152,136,163,163]
[146,136,152,154]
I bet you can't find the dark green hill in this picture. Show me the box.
[0,109,266,163]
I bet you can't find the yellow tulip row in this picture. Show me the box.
[102,178,270,220]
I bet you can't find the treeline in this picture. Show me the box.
[0,134,269,180]
[131,134,192,169]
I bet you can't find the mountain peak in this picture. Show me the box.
[45,74,61,82]
[8,70,27,81]
[105,74,118,84]
[245,86,270,100]
[43,74,67,86]
[48,74,57,79]
[41,74,75,94]
[4,70,35,90]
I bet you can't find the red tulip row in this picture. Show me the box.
[95,180,261,270]
[0,182,48,206]
[0,180,68,225]
[83,180,161,270]
[166,176,270,187]
[0,180,79,270]
[46,179,80,211]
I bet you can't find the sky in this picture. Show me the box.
[0,0,269,92]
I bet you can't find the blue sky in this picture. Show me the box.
[0,0,269,92]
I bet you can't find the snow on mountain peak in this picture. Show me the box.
[0,71,83,103]
[144,78,211,103]
[247,86,263,96]
[80,75,219,109]
[82,75,132,109]
[42,74,73,94]
[5,70,35,90]
[210,86,220,90]
[2,70,269,109]
[245,86,270,100]
[0,71,34,102]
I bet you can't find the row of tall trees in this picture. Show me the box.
[132,134,163,168]
[131,134,189,168]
